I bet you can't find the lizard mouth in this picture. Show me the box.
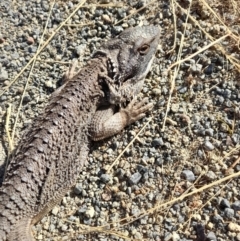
[105,57,140,106]
[107,57,120,83]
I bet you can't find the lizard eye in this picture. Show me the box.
[138,44,150,55]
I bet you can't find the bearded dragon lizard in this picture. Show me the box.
[0,25,160,241]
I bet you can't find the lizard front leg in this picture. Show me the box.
[90,97,153,141]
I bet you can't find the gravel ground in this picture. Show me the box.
[1,0,240,240]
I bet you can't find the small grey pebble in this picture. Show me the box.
[164,232,172,241]
[224,89,231,98]
[204,141,215,151]
[161,86,168,95]
[152,138,164,147]
[204,63,215,75]
[75,44,86,56]
[178,215,185,223]
[61,225,68,231]
[117,168,125,178]
[193,165,202,175]
[68,216,77,222]
[126,187,131,195]
[231,134,239,144]
[49,224,55,232]
[101,14,112,23]
[81,189,87,197]
[224,208,234,219]
[205,128,214,136]
[152,88,161,96]
[181,170,195,182]
[197,149,204,158]
[99,0,110,3]
[201,104,208,111]
[0,69,8,81]
[206,231,217,241]
[100,174,111,183]
[128,18,136,26]
[11,52,19,60]
[232,200,240,211]
[225,100,232,108]
[112,201,120,208]
[135,0,147,8]
[28,46,37,53]
[74,183,82,195]
[236,165,240,172]
[42,1,49,11]
[178,86,187,94]
[117,9,126,19]
[220,198,230,209]
[45,80,54,88]
[205,171,216,181]
[83,218,91,225]
[191,63,202,74]
[173,204,180,211]
[129,172,142,185]
[171,103,179,113]
[217,95,224,104]
[148,192,154,201]
[51,206,59,216]
[155,157,164,165]
[137,165,148,173]
[89,29,97,37]
[212,214,223,223]
[77,205,87,214]
[77,235,85,240]
[112,26,123,34]
[134,231,142,239]
[22,95,31,104]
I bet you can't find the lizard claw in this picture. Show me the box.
[63,59,79,82]
[123,97,153,125]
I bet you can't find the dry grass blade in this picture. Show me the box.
[162,0,192,131]
[82,3,124,8]
[36,59,71,65]
[200,0,237,34]
[167,0,177,54]
[107,117,152,173]
[167,33,231,72]
[64,21,94,27]
[230,0,240,15]
[11,1,56,144]
[114,0,157,25]
[116,170,240,228]
[218,145,240,164]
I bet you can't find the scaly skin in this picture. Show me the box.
[0,25,160,241]
[0,58,106,241]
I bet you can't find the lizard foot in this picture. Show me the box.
[122,97,153,125]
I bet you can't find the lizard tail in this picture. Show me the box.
[7,217,34,241]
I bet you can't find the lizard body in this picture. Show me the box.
[0,25,160,241]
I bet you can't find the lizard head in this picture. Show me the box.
[93,25,160,104]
